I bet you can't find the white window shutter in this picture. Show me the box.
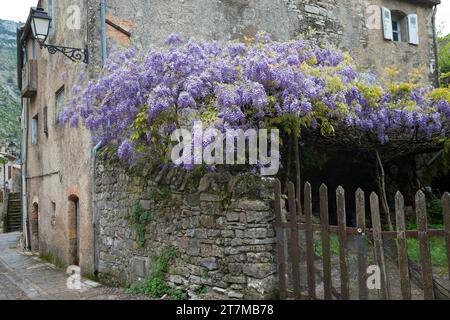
[408,14,419,45]
[381,7,393,41]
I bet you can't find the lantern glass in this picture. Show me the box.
[30,8,52,44]
[7,142,17,155]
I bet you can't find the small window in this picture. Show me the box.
[8,166,12,180]
[44,106,48,135]
[55,87,65,124]
[32,114,39,145]
[392,20,401,42]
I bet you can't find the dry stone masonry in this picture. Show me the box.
[96,153,278,299]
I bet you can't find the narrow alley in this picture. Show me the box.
[0,232,140,300]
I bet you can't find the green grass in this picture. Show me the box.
[314,229,448,269]
[314,234,340,257]
[406,223,448,268]
[407,237,448,268]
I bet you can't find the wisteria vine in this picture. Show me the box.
[61,33,450,167]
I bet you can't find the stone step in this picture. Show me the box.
[7,216,21,221]
[7,217,21,221]
[6,222,21,226]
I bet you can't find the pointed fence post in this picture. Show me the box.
[416,190,434,300]
[288,182,301,300]
[356,188,368,300]
[274,179,287,300]
[395,191,412,300]
[320,184,332,300]
[370,192,390,300]
[304,182,316,299]
[442,192,450,282]
[336,186,349,300]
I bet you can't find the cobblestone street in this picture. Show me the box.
[0,232,142,300]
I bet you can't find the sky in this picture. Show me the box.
[1,0,37,23]
[1,0,449,33]
[436,0,450,35]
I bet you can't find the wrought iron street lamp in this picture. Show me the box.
[7,142,17,157]
[30,7,88,64]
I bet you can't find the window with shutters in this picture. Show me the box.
[382,8,418,46]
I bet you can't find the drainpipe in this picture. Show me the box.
[92,142,103,275]
[91,0,107,276]
[100,0,107,64]
[21,98,30,249]
[432,5,440,87]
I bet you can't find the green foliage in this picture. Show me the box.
[128,246,187,300]
[0,19,21,145]
[427,198,443,225]
[407,236,448,268]
[405,222,447,268]
[202,268,209,280]
[314,234,340,256]
[128,202,150,247]
[149,185,171,203]
[193,285,208,295]
[438,34,450,75]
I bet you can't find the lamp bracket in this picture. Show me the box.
[41,44,89,64]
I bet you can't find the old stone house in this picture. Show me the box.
[17,0,441,297]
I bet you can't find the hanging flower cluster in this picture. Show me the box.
[61,33,450,163]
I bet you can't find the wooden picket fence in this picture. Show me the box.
[274,179,450,300]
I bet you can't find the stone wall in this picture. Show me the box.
[88,0,437,84]
[96,153,278,299]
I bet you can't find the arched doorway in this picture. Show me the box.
[30,202,39,252]
[68,195,80,266]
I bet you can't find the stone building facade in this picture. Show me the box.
[18,0,94,271]
[18,0,441,284]
[91,0,440,83]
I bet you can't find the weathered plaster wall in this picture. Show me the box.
[96,154,278,299]
[351,0,437,83]
[95,0,436,83]
[26,0,94,272]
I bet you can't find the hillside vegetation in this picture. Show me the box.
[0,19,21,146]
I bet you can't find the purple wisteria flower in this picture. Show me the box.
[59,33,450,164]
